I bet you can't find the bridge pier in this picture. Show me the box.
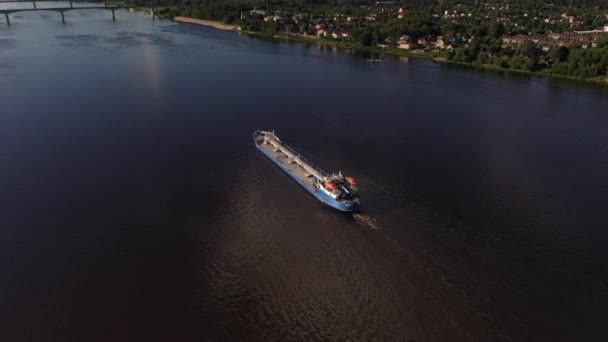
[60,10,64,24]
[150,8,155,20]
[69,1,73,9]
[4,13,9,26]
[111,9,115,21]
[33,1,37,10]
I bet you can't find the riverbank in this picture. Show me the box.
[445,60,608,85]
[263,33,608,86]
[173,17,238,31]
[166,15,430,61]
[170,16,607,86]
[241,30,436,62]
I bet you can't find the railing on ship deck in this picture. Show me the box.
[259,130,328,178]
[279,141,328,178]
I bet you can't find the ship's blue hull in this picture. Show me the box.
[255,141,359,212]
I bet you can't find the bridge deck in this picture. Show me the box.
[0,1,140,24]
[1,6,122,12]
[0,0,118,2]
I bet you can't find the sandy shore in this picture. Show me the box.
[173,17,238,31]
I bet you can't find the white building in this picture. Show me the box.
[604,24,608,32]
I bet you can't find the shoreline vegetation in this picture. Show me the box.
[168,14,442,61]
[176,15,608,86]
[128,1,608,86]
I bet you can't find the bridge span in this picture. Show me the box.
[0,0,155,26]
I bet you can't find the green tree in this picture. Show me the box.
[521,40,538,58]
[488,22,505,38]
[476,51,488,65]
[549,46,569,63]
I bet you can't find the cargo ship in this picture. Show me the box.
[254,130,360,212]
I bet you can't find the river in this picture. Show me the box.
[1,8,608,342]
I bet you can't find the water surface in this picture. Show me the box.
[1,9,608,342]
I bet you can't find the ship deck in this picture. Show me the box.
[257,141,317,191]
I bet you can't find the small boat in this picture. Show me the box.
[253,130,360,212]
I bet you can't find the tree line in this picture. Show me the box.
[137,0,608,81]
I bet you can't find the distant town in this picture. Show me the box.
[145,0,608,82]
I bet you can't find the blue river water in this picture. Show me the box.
[1,7,608,342]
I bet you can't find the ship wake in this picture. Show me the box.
[353,213,382,230]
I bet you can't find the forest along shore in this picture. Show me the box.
[173,17,237,31]
[167,14,607,86]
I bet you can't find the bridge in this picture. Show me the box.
[0,0,157,26]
